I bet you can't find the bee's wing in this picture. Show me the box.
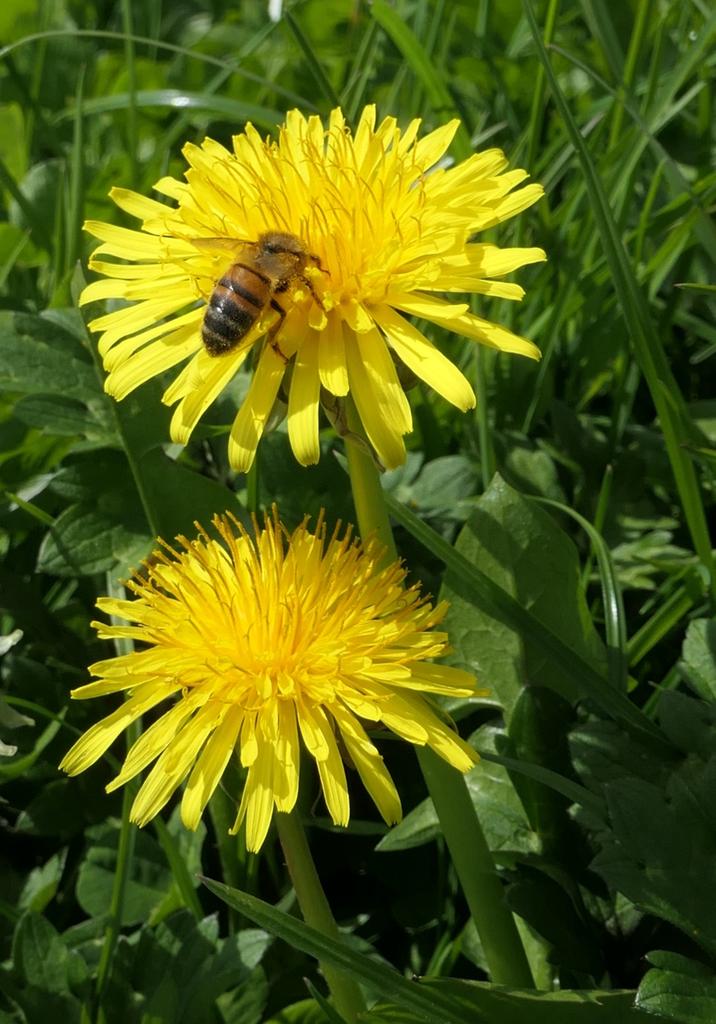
[191,236,256,257]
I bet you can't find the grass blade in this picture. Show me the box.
[523,0,716,604]
[533,497,629,692]
[201,878,488,1024]
[370,0,471,158]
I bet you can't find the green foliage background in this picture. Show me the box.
[0,1,715,1022]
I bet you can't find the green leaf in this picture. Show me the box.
[364,978,649,1023]
[97,910,270,1024]
[375,795,438,852]
[264,999,329,1024]
[637,951,716,1023]
[681,618,716,701]
[18,851,67,915]
[4,917,87,1024]
[37,501,151,577]
[506,686,590,849]
[217,965,269,1024]
[7,159,63,248]
[12,913,87,996]
[386,484,664,741]
[591,755,716,956]
[140,448,250,541]
[200,879,488,1024]
[77,823,173,927]
[440,475,607,721]
[0,102,27,190]
[12,913,68,993]
[0,311,98,399]
[145,914,269,1024]
[378,723,537,855]
[13,393,113,443]
[385,454,479,529]
[532,498,628,691]
[506,871,604,978]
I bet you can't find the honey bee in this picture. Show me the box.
[201,231,323,359]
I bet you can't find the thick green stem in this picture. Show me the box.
[344,402,397,565]
[417,748,534,987]
[343,402,534,988]
[275,810,366,1022]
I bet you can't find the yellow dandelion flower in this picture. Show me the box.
[80,105,545,472]
[60,511,483,852]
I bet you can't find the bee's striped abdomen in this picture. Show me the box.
[202,264,270,357]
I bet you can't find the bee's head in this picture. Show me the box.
[258,231,307,258]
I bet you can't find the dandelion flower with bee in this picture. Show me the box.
[60,511,485,852]
[81,106,545,471]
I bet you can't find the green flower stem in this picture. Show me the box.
[94,780,136,1019]
[344,404,398,566]
[275,810,366,1022]
[94,576,140,1020]
[416,748,534,987]
[343,400,534,988]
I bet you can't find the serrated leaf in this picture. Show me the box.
[385,488,663,742]
[637,951,716,1023]
[591,762,716,956]
[681,618,716,701]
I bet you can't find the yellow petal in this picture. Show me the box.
[372,304,476,412]
[388,292,541,360]
[106,322,200,400]
[129,706,216,827]
[109,186,174,225]
[318,309,349,396]
[170,345,250,445]
[107,691,207,791]
[400,662,484,697]
[332,704,401,825]
[298,702,348,825]
[227,347,287,472]
[411,119,460,170]
[449,244,548,277]
[100,307,202,361]
[90,296,189,348]
[287,331,321,466]
[59,682,176,775]
[345,328,408,470]
[484,183,545,226]
[271,702,300,813]
[239,732,276,852]
[181,706,243,829]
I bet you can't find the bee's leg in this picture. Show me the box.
[267,299,288,362]
[301,274,327,311]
